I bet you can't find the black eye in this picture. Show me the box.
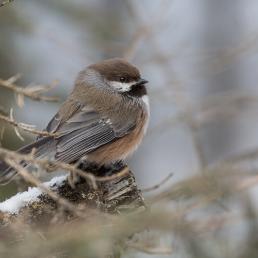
[120,77,126,82]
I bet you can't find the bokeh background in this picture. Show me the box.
[1,1,258,257]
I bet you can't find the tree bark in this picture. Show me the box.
[0,163,146,226]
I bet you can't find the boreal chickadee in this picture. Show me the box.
[0,58,149,184]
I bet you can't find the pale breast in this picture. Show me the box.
[87,97,149,164]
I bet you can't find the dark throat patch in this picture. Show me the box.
[125,84,147,98]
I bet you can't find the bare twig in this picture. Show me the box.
[5,158,86,218]
[0,105,7,115]
[0,147,130,189]
[0,75,59,105]
[0,127,5,142]
[0,0,13,8]
[127,242,173,255]
[0,112,57,137]
[151,92,258,134]
[142,173,173,192]
[123,0,172,60]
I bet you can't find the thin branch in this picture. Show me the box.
[0,113,57,137]
[0,106,7,115]
[5,158,86,218]
[142,173,173,192]
[0,75,59,105]
[0,0,13,7]
[127,242,173,255]
[123,0,172,61]
[0,147,130,189]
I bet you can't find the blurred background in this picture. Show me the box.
[1,1,258,257]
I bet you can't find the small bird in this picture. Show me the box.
[0,58,149,184]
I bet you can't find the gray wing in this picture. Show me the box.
[45,100,136,163]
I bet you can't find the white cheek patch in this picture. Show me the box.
[109,81,136,92]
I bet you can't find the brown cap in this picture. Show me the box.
[88,58,141,83]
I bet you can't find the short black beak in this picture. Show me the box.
[134,78,148,87]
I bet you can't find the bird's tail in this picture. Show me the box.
[0,136,54,185]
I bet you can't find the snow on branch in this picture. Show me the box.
[0,163,145,225]
[0,175,67,214]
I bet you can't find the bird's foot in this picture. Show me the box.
[77,160,127,177]
[102,160,127,176]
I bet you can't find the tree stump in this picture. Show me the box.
[0,163,146,226]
